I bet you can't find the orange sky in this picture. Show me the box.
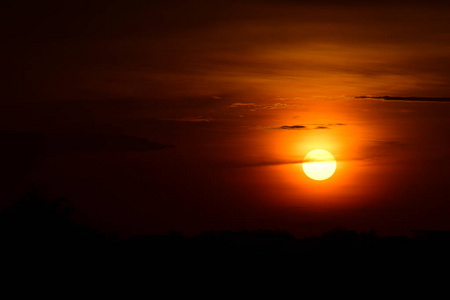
[1,0,450,236]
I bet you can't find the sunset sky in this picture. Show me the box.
[2,0,450,236]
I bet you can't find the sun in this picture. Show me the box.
[302,149,337,181]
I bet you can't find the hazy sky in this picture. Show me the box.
[1,0,450,236]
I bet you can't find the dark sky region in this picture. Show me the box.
[1,0,450,237]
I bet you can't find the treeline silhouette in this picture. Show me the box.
[2,190,450,267]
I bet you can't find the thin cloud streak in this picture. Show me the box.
[228,139,405,168]
[229,103,288,110]
[356,96,450,102]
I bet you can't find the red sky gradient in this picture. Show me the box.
[1,0,450,236]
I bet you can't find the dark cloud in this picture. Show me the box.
[224,158,305,168]
[0,131,174,192]
[272,123,346,130]
[0,131,173,156]
[274,125,307,130]
[356,96,450,102]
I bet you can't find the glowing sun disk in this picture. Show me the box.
[302,149,337,181]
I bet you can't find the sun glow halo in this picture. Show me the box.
[302,149,337,181]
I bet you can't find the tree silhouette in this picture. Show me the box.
[0,189,104,254]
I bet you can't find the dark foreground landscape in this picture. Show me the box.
[2,190,450,270]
